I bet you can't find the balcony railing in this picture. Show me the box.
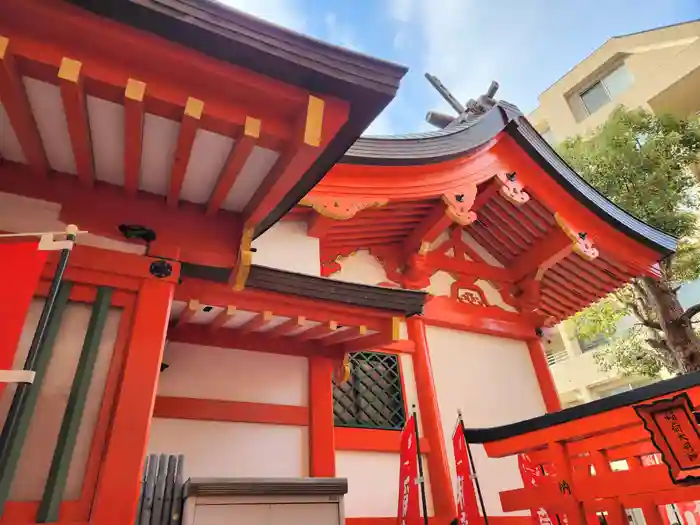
[546,349,570,366]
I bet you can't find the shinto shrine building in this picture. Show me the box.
[0,2,698,525]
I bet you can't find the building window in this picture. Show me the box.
[333,351,406,431]
[580,63,633,115]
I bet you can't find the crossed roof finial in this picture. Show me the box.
[424,73,500,130]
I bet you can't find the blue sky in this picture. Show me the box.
[220,0,699,135]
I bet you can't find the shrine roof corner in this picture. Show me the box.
[67,0,408,235]
[340,101,676,257]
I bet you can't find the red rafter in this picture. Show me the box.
[483,201,533,246]
[58,57,94,186]
[267,316,305,337]
[0,37,48,174]
[296,321,337,342]
[206,117,259,216]
[307,213,336,239]
[167,97,202,208]
[402,201,452,254]
[244,96,348,227]
[480,207,530,252]
[468,227,509,263]
[238,311,273,334]
[320,326,367,346]
[426,252,514,283]
[175,299,199,328]
[509,228,571,282]
[123,79,145,195]
[208,305,236,332]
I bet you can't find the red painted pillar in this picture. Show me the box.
[91,278,174,525]
[526,339,562,413]
[309,355,336,476]
[406,317,457,520]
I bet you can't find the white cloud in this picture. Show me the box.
[389,0,414,23]
[324,12,363,52]
[388,0,543,115]
[215,0,306,33]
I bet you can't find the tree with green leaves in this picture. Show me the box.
[558,107,700,377]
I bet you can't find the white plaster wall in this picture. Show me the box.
[149,419,307,479]
[159,343,308,406]
[153,343,309,480]
[426,325,546,516]
[0,299,121,501]
[252,221,320,276]
[336,451,432,518]
[335,340,434,520]
[332,250,388,286]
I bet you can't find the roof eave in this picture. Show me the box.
[335,102,676,259]
[505,117,677,257]
[66,0,408,238]
[179,263,427,317]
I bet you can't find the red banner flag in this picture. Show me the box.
[518,453,567,525]
[397,413,420,525]
[453,422,480,525]
[0,241,48,389]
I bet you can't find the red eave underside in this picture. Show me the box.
[290,137,664,322]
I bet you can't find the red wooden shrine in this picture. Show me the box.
[0,2,696,525]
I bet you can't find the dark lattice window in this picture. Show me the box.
[332,352,406,430]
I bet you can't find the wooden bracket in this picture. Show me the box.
[231,228,254,291]
[555,213,599,261]
[496,172,529,205]
[300,195,388,220]
[442,185,478,226]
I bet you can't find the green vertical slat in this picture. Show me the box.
[0,282,73,513]
[37,287,113,523]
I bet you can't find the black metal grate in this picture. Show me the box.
[333,352,406,430]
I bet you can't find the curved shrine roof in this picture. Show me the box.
[342,102,674,256]
[297,100,677,323]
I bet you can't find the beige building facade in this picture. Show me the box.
[530,18,700,405]
[529,18,700,144]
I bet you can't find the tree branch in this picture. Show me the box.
[629,295,662,330]
[645,338,669,351]
[681,303,700,323]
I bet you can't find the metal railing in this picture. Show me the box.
[546,349,570,366]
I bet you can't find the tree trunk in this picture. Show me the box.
[641,276,700,373]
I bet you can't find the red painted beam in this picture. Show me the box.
[307,213,337,239]
[425,251,515,283]
[509,228,572,282]
[0,161,244,268]
[402,201,452,254]
[123,79,145,195]
[0,36,47,174]
[206,117,259,216]
[58,57,94,186]
[154,396,309,426]
[168,322,325,357]
[0,1,307,149]
[422,296,536,340]
[244,95,349,227]
[168,97,202,208]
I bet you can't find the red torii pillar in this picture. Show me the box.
[406,316,457,520]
